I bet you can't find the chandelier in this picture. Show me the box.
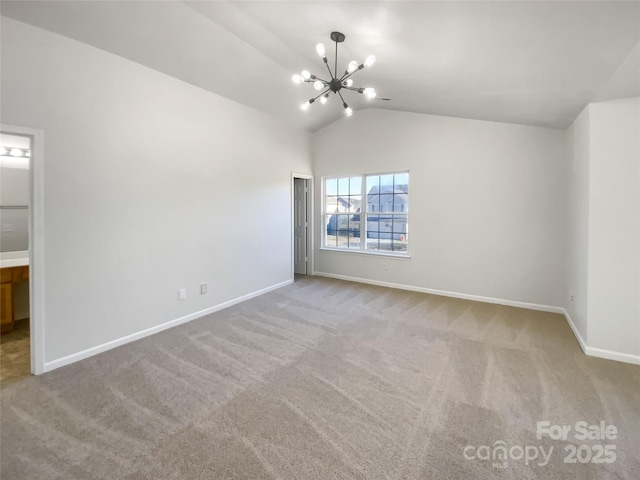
[292,31,378,117]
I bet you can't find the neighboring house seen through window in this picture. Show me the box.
[323,172,409,254]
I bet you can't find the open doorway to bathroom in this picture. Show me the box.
[0,132,32,384]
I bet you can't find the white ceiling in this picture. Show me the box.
[2,1,639,131]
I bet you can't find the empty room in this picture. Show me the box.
[1,1,638,479]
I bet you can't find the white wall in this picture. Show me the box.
[564,106,590,343]
[587,98,640,359]
[1,18,312,366]
[313,109,566,308]
[563,97,640,363]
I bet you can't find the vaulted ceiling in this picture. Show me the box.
[2,1,639,131]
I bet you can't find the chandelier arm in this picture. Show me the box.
[338,68,361,83]
[324,59,334,80]
[337,90,347,105]
[342,87,364,93]
[312,89,331,102]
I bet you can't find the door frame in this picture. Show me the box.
[1,124,45,375]
[291,172,313,278]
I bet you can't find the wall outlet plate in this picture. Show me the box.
[200,283,208,295]
[178,288,186,300]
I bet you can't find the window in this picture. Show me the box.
[323,172,409,254]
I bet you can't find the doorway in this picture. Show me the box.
[292,174,312,277]
[0,133,32,383]
[1,124,44,379]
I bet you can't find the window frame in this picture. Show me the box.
[321,171,410,257]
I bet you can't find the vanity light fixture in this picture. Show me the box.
[0,147,30,158]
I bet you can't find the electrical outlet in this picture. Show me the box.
[200,283,208,295]
[178,288,186,300]
[569,289,574,302]
[2,224,13,232]
[382,262,388,270]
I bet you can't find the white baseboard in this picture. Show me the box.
[559,308,588,354]
[314,272,640,366]
[43,273,639,371]
[313,271,564,314]
[558,308,640,365]
[582,346,640,365]
[43,279,293,373]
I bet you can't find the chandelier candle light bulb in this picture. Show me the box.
[316,43,326,58]
[363,88,377,99]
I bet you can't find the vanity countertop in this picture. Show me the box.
[0,250,29,269]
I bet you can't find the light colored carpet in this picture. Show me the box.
[1,276,639,479]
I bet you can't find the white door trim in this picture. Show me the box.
[291,172,313,278]
[1,124,45,375]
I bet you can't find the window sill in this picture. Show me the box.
[319,247,411,259]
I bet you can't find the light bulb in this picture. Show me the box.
[364,55,376,67]
[292,74,304,84]
[363,88,377,99]
[347,60,359,73]
[343,79,353,87]
[0,147,8,156]
[345,107,353,117]
[316,43,326,58]
[301,70,311,80]
[10,148,23,157]
[300,101,311,111]
[314,80,324,91]
[320,95,329,105]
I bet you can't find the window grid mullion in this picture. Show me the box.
[360,174,365,250]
